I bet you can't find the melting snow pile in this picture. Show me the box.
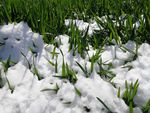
[0,22,43,64]
[0,21,149,113]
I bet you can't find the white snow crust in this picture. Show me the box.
[0,21,149,113]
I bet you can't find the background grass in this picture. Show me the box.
[0,0,149,45]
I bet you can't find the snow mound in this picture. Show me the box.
[0,22,43,64]
[0,21,150,113]
[65,19,100,36]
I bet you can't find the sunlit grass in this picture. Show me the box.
[0,0,149,45]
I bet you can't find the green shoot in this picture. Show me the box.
[62,59,66,78]
[5,76,14,93]
[97,97,115,113]
[32,57,43,80]
[76,61,90,78]
[97,59,115,81]
[55,55,58,73]
[89,49,101,73]
[2,56,11,73]
[29,47,38,57]
[50,46,59,59]
[129,102,134,113]
[1,56,15,93]
[0,69,4,88]
[63,101,72,104]
[45,55,58,73]
[52,49,78,84]
[54,62,77,84]
[74,87,81,97]
[46,58,55,66]
[2,56,16,73]
[142,99,150,113]
[117,87,121,98]
[123,80,139,109]
[21,51,32,69]
[65,63,77,84]
[41,83,59,94]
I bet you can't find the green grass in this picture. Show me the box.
[122,79,139,107]
[41,83,60,94]
[53,49,77,84]
[68,22,90,58]
[1,56,15,93]
[142,99,150,113]
[97,97,115,113]
[76,61,91,78]
[0,0,149,45]
[0,69,4,88]
[117,80,139,113]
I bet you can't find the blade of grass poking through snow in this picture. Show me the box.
[0,69,4,88]
[89,49,102,73]
[142,99,150,113]
[2,56,15,93]
[117,87,121,98]
[63,101,72,105]
[74,87,81,97]
[54,48,77,83]
[90,55,95,73]
[82,25,89,47]
[5,75,14,93]
[32,57,43,80]
[55,55,58,73]
[53,49,66,78]
[33,64,42,80]
[29,42,38,57]
[61,55,66,78]
[76,61,90,78]
[97,59,115,81]
[68,22,88,58]
[54,61,77,84]
[96,97,115,113]
[51,46,59,59]
[132,42,139,61]
[59,49,72,79]
[108,19,121,45]
[54,64,78,84]
[129,101,134,113]
[79,25,89,58]
[45,56,58,73]
[60,49,64,57]
[123,80,139,109]
[119,43,139,60]
[41,83,59,94]
[2,58,11,73]
[21,51,31,69]
[1,56,16,73]
[66,63,77,84]
[45,58,55,66]
[68,21,76,52]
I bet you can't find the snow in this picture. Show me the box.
[0,21,149,113]
[65,19,100,36]
[0,22,43,64]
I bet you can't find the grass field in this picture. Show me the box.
[0,0,149,44]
